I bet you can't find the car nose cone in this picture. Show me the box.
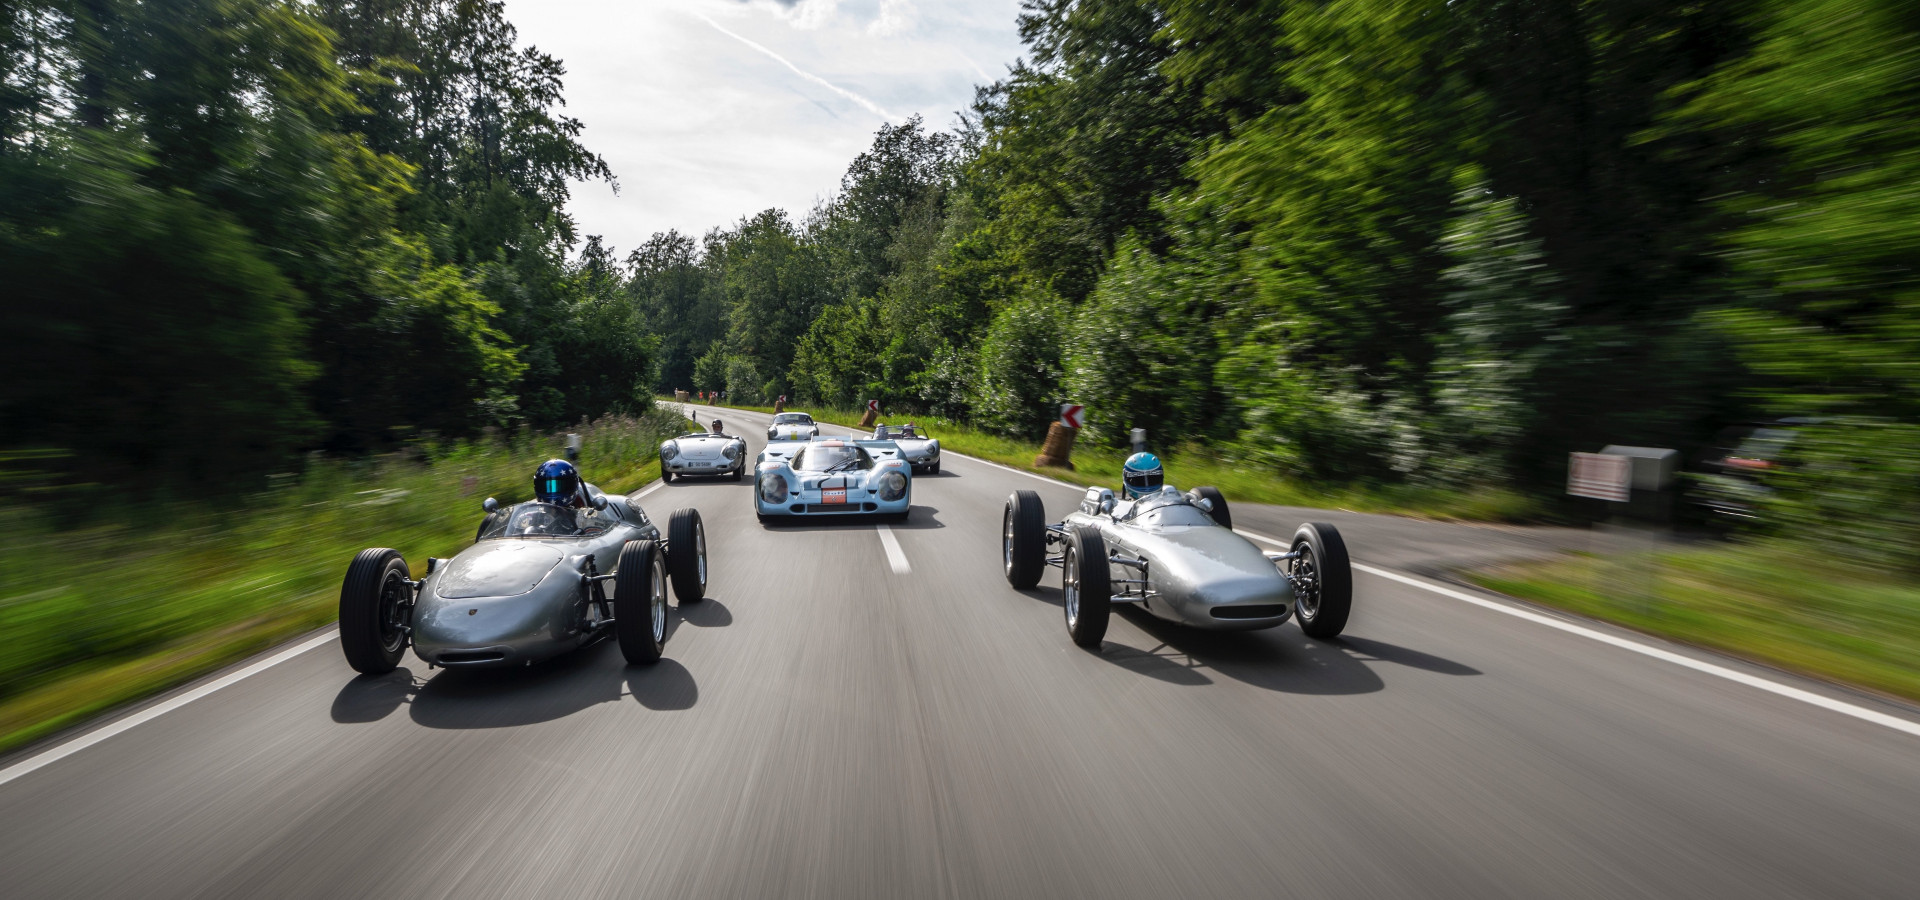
[436,543,564,599]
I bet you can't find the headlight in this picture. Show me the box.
[660,441,679,460]
[879,470,907,501]
[759,473,789,504]
[928,440,938,455]
[723,442,741,460]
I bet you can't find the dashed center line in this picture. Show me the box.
[876,525,911,574]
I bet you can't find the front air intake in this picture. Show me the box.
[1211,605,1288,620]
[438,649,508,664]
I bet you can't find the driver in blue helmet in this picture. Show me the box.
[1121,451,1164,499]
[534,458,588,508]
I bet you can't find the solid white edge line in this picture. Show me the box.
[875,524,911,575]
[0,629,341,788]
[631,479,665,500]
[1229,526,1920,739]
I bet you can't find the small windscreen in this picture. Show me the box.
[795,444,865,472]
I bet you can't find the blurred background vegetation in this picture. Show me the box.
[2,0,1917,730]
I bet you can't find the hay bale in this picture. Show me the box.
[1033,422,1077,470]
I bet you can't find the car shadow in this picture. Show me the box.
[329,637,702,727]
[677,597,732,627]
[1102,606,1480,695]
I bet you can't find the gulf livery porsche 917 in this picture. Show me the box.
[754,436,911,523]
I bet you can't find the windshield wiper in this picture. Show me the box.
[820,457,862,474]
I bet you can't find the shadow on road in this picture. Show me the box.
[329,637,704,727]
[759,506,944,531]
[1082,606,1480,695]
[678,597,733,627]
[627,659,697,710]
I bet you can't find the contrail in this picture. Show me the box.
[693,12,895,121]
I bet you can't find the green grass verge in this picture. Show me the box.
[1467,544,1920,703]
[690,400,1537,522]
[0,410,681,755]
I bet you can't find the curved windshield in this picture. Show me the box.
[773,413,814,425]
[1120,489,1215,526]
[794,443,869,472]
[477,502,585,539]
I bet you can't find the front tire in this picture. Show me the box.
[339,548,412,675]
[1291,523,1353,639]
[661,467,674,484]
[1192,486,1231,530]
[615,540,667,664]
[667,508,708,602]
[731,463,744,481]
[1063,525,1111,649]
[1003,491,1046,589]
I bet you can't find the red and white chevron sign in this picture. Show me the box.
[867,399,880,413]
[1059,404,1084,429]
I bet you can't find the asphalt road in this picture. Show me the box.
[4,404,1918,899]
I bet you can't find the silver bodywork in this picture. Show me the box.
[870,425,939,472]
[754,436,912,518]
[1064,487,1293,630]
[411,492,660,667]
[661,431,747,478]
[766,413,821,442]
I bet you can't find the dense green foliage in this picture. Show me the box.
[639,0,1916,553]
[1,0,644,487]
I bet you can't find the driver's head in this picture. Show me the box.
[534,459,583,507]
[710,418,724,434]
[1121,452,1164,499]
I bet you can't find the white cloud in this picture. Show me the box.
[500,0,1026,253]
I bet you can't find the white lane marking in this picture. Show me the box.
[876,525,911,575]
[1231,527,1920,739]
[631,479,665,500]
[0,630,341,788]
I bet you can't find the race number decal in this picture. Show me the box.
[822,488,848,505]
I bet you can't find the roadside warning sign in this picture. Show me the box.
[1059,404,1084,429]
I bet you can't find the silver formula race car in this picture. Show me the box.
[336,489,709,674]
[755,436,911,522]
[766,412,822,442]
[660,429,747,481]
[1002,486,1352,648]
[871,424,940,474]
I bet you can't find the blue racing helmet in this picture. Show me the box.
[1121,452,1164,499]
[533,459,582,506]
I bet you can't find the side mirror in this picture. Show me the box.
[1193,496,1213,513]
[590,492,608,511]
[483,497,498,513]
[1099,496,1116,515]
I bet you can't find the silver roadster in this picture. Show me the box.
[660,429,747,481]
[337,487,709,674]
[1002,486,1352,648]
[766,412,821,442]
[870,424,940,474]
[755,436,912,522]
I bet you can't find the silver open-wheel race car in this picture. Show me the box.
[336,488,709,674]
[1002,486,1352,648]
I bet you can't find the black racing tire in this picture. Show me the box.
[1292,522,1353,639]
[615,540,667,664]
[731,463,744,481]
[930,461,940,475]
[667,508,708,603]
[661,466,674,484]
[1192,486,1232,530]
[1003,491,1046,589]
[1064,525,1111,649]
[339,548,411,675]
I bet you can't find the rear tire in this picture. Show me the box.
[339,549,411,675]
[667,508,708,602]
[1003,491,1046,589]
[1192,486,1231,530]
[1292,523,1353,639]
[1064,525,1111,649]
[615,540,667,664]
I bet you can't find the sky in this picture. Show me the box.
[505,0,1030,256]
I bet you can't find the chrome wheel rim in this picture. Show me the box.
[1064,547,1080,629]
[696,522,707,587]
[651,556,667,644]
[1292,542,1320,620]
[378,569,409,652]
[1002,511,1014,574]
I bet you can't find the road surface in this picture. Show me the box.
[3,403,1917,898]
